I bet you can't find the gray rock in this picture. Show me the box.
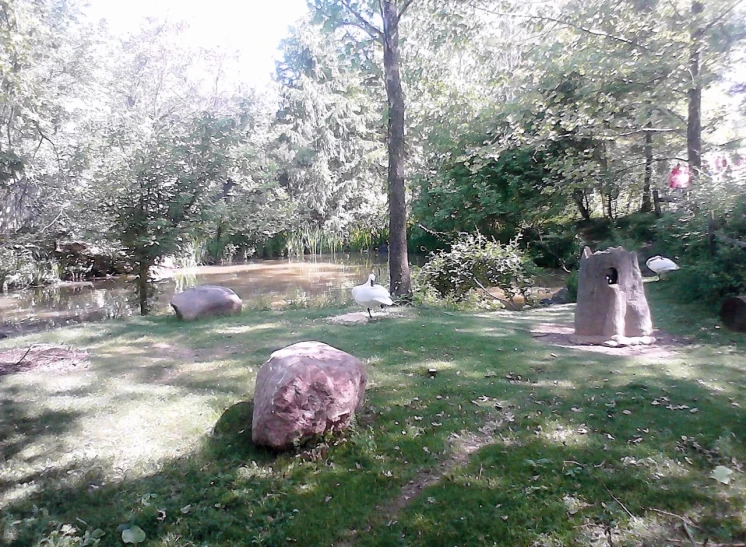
[252,341,367,450]
[550,288,570,304]
[170,285,242,321]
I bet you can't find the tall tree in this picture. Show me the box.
[0,0,99,236]
[310,0,413,297]
[274,20,386,234]
[105,113,241,314]
[688,0,704,183]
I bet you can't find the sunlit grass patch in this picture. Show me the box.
[1,285,745,546]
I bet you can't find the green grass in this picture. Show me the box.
[1,284,745,546]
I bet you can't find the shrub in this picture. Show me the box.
[565,270,579,303]
[0,244,60,291]
[525,223,583,270]
[416,234,534,301]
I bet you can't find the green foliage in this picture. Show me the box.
[285,225,346,256]
[273,18,386,235]
[651,197,746,305]
[417,233,533,301]
[525,223,583,270]
[348,226,389,252]
[413,144,567,244]
[565,270,579,303]
[35,524,104,547]
[104,111,252,313]
[121,525,146,544]
[0,244,59,290]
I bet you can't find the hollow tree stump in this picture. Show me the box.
[573,246,655,346]
[720,296,746,332]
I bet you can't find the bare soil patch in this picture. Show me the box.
[530,322,691,358]
[0,344,89,376]
[325,311,372,325]
[325,307,412,325]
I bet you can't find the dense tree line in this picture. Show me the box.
[1,0,745,310]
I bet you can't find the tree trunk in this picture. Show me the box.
[137,260,150,315]
[382,0,411,298]
[573,189,591,221]
[687,0,704,183]
[653,189,662,217]
[215,225,223,263]
[606,192,613,219]
[641,121,654,213]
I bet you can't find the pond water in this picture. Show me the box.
[0,254,394,335]
[0,254,568,337]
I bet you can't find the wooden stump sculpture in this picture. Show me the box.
[573,246,655,346]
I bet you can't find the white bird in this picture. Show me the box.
[351,273,393,319]
[646,255,680,281]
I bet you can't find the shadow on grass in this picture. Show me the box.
[0,395,83,464]
[2,366,744,547]
[1,297,745,546]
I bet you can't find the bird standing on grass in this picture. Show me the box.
[646,255,679,281]
[351,274,393,319]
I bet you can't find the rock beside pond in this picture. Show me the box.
[720,296,746,332]
[551,287,571,304]
[252,341,367,450]
[170,285,242,321]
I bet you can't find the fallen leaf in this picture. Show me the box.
[711,466,734,485]
[122,526,146,545]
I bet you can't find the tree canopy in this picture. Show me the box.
[1,0,745,308]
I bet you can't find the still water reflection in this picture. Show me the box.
[0,254,396,333]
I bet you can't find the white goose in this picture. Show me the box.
[646,255,680,281]
[351,273,393,319]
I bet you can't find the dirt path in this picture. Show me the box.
[333,418,506,546]
[530,321,691,358]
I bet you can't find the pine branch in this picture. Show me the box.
[398,0,415,22]
[339,0,383,39]
[471,4,649,51]
[702,0,745,32]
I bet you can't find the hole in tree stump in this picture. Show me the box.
[605,267,619,285]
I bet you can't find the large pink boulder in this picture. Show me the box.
[252,341,367,450]
[170,285,242,321]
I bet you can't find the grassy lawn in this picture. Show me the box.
[1,283,745,546]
